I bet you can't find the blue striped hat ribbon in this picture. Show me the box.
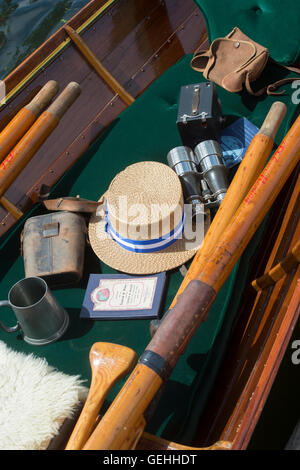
[105,206,185,253]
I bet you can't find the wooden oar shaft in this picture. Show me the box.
[199,118,300,292]
[0,82,81,199]
[83,115,300,450]
[0,113,58,197]
[0,81,59,163]
[64,25,134,106]
[169,102,286,309]
[149,114,300,366]
[83,364,162,450]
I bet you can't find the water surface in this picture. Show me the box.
[0,0,87,79]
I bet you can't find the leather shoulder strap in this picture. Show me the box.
[267,60,300,95]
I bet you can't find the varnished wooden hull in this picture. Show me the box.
[195,169,300,450]
[0,0,299,452]
[0,0,207,237]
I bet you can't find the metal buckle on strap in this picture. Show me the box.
[42,222,59,238]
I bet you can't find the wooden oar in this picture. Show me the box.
[0,82,81,218]
[151,101,287,335]
[65,342,137,450]
[0,80,59,163]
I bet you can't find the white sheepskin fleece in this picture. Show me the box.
[0,341,88,450]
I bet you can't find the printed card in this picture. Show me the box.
[80,273,166,320]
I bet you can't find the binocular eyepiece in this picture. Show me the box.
[167,146,204,220]
[194,139,228,206]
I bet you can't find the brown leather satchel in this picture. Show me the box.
[191,27,300,96]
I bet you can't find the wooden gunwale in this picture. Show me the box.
[232,275,300,449]
[0,0,207,238]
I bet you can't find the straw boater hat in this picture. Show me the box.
[88,161,206,274]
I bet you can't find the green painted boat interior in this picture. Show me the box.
[0,0,299,448]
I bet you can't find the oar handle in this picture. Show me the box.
[0,80,59,163]
[46,81,81,119]
[258,101,287,139]
[25,80,59,116]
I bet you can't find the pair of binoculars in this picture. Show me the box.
[167,141,228,219]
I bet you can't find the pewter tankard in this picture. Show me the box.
[0,277,69,345]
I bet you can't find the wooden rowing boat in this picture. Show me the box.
[0,0,299,451]
[0,0,207,237]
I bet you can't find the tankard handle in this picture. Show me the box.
[0,300,21,333]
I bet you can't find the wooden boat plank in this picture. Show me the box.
[231,272,300,449]
[128,12,207,96]
[0,0,206,237]
[221,262,300,444]
[194,170,300,448]
[106,2,196,76]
